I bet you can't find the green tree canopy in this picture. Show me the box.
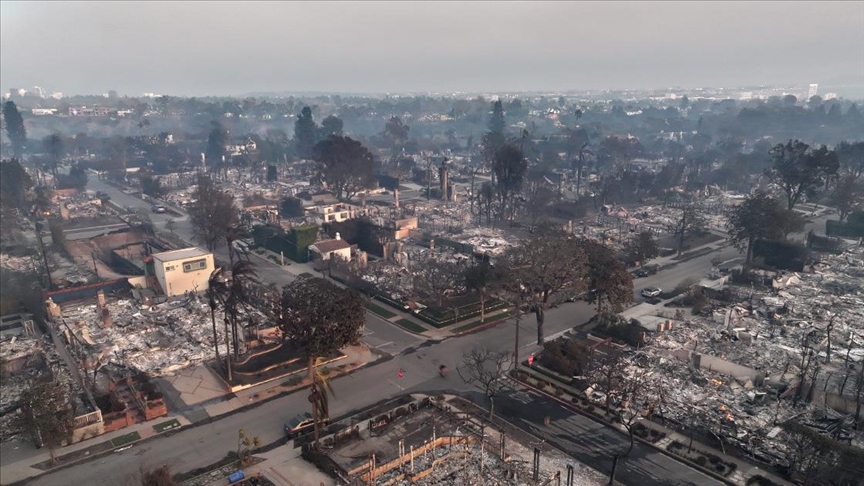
[313,135,376,201]
[294,106,319,160]
[0,158,33,211]
[3,101,27,158]
[768,140,839,210]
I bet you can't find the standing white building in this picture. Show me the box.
[151,247,213,297]
[808,84,819,99]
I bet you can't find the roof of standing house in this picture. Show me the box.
[310,239,351,254]
[152,247,210,263]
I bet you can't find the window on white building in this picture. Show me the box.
[183,259,207,272]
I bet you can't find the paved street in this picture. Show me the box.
[11,177,761,485]
[496,386,723,486]
[26,303,721,486]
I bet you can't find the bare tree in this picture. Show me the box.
[236,428,261,467]
[499,225,587,344]
[138,465,176,486]
[667,205,707,256]
[457,347,510,420]
[188,174,239,251]
[14,377,75,463]
[412,255,464,308]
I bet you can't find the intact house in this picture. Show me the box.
[308,234,352,262]
[152,247,213,297]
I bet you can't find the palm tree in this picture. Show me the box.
[225,225,250,267]
[207,268,229,363]
[574,143,593,198]
[222,260,259,360]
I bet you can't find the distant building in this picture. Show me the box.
[31,108,58,116]
[68,106,111,116]
[307,202,367,224]
[151,247,213,297]
[739,92,753,101]
[31,86,45,99]
[50,92,63,100]
[824,93,838,101]
[808,83,819,99]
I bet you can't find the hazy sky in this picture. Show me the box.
[2,1,863,96]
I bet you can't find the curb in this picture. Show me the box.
[452,314,514,337]
[510,376,737,486]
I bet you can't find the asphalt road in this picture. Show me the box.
[16,177,741,485]
[28,301,722,486]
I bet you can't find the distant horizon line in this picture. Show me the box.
[4,79,864,100]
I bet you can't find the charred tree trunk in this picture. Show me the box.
[309,355,320,446]
[210,308,221,361]
[535,306,545,345]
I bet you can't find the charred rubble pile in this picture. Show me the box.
[55,292,268,376]
[632,245,864,469]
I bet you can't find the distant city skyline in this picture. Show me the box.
[2,1,863,98]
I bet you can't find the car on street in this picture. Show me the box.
[634,264,660,278]
[284,412,328,438]
[151,205,167,213]
[232,240,251,254]
[641,286,662,298]
[95,190,110,200]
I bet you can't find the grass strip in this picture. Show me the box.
[153,419,181,433]
[366,302,397,319]
[111,431,141,448]
[394,318,427,333]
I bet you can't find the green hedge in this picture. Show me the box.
[826,217,864,238]
[752,239,808,271]
[252,223,318,263]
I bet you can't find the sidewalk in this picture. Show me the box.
[1,414,193,485]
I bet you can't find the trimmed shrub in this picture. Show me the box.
[695,456,707,467]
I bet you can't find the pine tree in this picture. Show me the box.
[3,101,27,158]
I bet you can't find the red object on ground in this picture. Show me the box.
[527,353,535,366]
[398,369,404,378]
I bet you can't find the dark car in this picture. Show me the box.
[284,412,328,438]
[634,264,660,278]
[95,190,110,200]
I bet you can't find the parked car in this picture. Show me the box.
[151,205,167,214]
[95,190,110,201]
[284,412,328,438]
[634,264,660,278]
[641,287,662,298]
[232,240,250,254]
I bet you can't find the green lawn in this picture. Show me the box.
[453,311,513,333]
[153,419,181,433]
[111,431,141,448]
[366,302,397,319]
[394,318,427,333]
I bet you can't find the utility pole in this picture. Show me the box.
[35,221,53,290]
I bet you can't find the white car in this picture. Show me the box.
[641,287,662,298]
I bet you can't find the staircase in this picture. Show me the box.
[147,275,164,296]
[114,380,146,424]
